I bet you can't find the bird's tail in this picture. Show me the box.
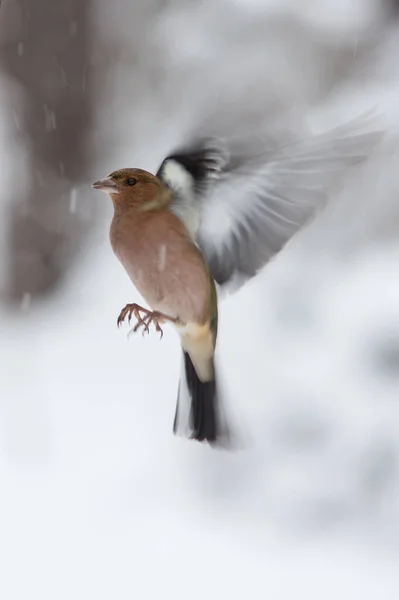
[173,277,229,446]
[173,349,226,445]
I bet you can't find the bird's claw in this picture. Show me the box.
[135,311,165,339]
[133,313,152,336]
[117,303,178,339]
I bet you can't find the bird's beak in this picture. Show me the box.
[92,177,118,193]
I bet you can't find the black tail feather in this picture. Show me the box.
[174,351,222,444]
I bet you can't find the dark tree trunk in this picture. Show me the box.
[0,0,95,304]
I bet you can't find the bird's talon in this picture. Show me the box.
[117,303,177,338]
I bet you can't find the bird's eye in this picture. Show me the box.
[127,177,137,186]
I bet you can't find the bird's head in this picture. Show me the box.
[92,168,169,212]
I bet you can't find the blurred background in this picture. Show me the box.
[1,0,399,598]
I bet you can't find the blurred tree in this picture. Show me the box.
[0,0,95,304]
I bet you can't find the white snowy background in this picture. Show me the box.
[1,0,399,598]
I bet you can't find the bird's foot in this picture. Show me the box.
[117,303,179,339]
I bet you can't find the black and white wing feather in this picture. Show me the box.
[157,111,384,287]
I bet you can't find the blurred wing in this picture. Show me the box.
[158,112,385,287]
[198,112,384,286]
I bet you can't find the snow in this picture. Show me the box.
[2,245,399,599]
[2,1,399,598]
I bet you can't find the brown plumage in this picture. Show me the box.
[92,168,224,444]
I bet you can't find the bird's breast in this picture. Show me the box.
[110,217,164,302]
[109,210,211,324]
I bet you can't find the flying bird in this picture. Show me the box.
[92,112,384,445]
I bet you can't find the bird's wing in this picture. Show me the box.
[157,111,385,288]
[156,139,230,240]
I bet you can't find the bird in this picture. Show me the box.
[92,168,224,445]
[92,111,384,446]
